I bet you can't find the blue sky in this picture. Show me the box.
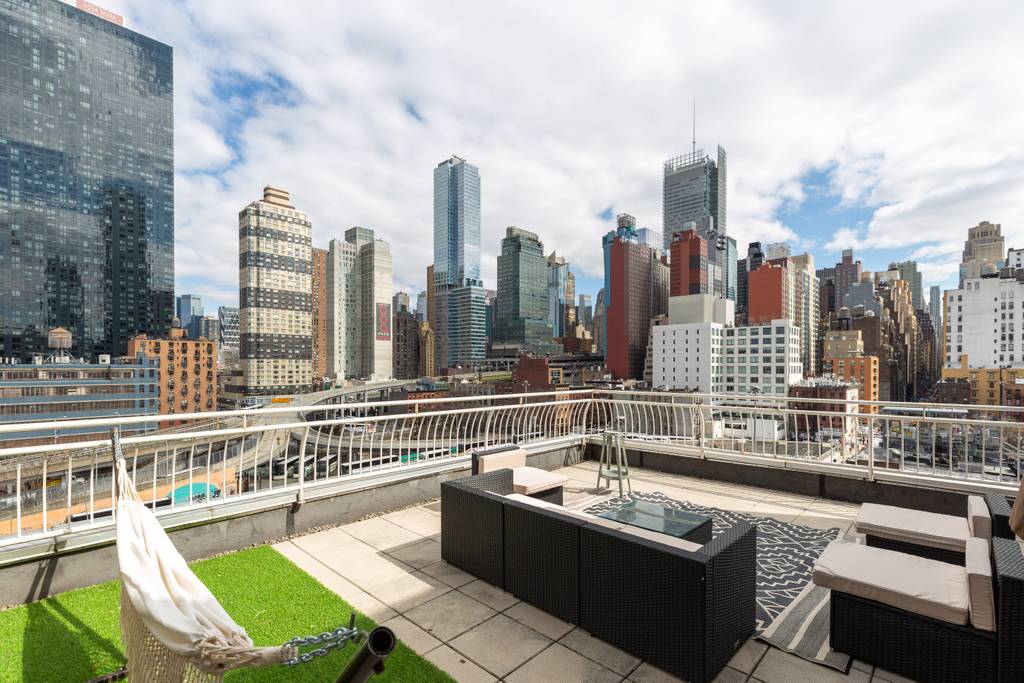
[108,0,1022,313]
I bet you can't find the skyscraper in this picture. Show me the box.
[662,146,727,250]
[736,242,765,325]
[415,291,427,322]
[0,1,174,360]
[605,214,668,380]
[890,260,924,311]
[239,187,313,397]
[176,295,203,337]
[393,291,411,314]
[578,294,593,329]
[432,156,486,368]
[547,253,570,338]
[326,227,393,380]
[669,230,710,296]
[960,221,1005,285]
[493,227,556,355]
[217,306,240,357]
[929,285,942,342]
[311,247,328,379]
[834,249,863,310]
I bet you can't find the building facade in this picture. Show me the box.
[432,156,486,368]
[0,0,174,360]
[310,247,328,380]
[605,215,668,379]
[724,320,803,396]
[238,186,313,397]
[662,146,727,249]
[833,249,863,311]
[960,221,1004,285]
[0,353,159,447]
[393,309,420,380]
[669,229,710,296]
[943,270,1024,369]
[217,306,240,360]
[492,227,556,355]
[176,295,204,338]
[547,253,570,338]
[890,261,924,311]
[325,228,393,380]
[128,328,217,425]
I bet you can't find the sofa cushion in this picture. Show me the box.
[513,466,569,495]
[967,495,992,540]
[855,503,970,553]
[478,448,526,474]
[504,492,555,509]
[965,537,995,632]
[813,540,969,625]
[616,524,702,553]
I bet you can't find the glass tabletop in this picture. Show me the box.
[598,500,712,538]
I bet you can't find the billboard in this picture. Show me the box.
[376,303,392,341]
[75,0,125,26]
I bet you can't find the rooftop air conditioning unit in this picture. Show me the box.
[98,354,112,364]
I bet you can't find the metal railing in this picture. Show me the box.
[0,387,1020,547]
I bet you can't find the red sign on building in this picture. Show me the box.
[75,0,125,26]
[375,303,392,341]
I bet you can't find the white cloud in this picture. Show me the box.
[102,0,1024,304]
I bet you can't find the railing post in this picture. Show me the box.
[867,415,875,481]
[297,425,309,503]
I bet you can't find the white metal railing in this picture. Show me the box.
[0,388,1021,547]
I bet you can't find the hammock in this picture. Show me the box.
[114,433,296,681]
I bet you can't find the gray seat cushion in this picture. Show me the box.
[855,503,970,553]
[813,540,969,625]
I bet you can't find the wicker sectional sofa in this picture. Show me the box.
[440,468,757,683]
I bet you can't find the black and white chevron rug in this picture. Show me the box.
[583,491,850,671]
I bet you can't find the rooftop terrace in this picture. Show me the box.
[0,389,1019,682]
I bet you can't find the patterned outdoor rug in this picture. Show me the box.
[582,491,851,672]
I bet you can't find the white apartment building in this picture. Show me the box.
[238,186,313,397]
[944,272,1024,368]
[326,227,393,380]
[651,322,726,392]
[724,320,803,396]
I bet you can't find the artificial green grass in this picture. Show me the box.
[0,545,453,683]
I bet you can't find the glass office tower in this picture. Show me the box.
[0,0,174,360]
[432,156,485,367]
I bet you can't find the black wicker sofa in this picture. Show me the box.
[440,468,757,683]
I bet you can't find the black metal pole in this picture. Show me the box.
[336,626,395,683]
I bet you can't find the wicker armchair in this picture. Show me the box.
[439,469,513,589]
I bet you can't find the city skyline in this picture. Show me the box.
[83,1,1024,311]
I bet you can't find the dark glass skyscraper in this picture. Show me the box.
[493,226,557,355]
[0,0,173,360]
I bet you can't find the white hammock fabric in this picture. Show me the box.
[115,447,294,681]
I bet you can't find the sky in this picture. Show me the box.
[102,0,1024,311]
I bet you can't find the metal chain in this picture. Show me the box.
[283,615,363,666]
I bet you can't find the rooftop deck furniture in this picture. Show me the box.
[440,469,757,683]
[472,444,568,504]
[853,495,991,565]
[598,498,713,545]
[813,536,1024,682]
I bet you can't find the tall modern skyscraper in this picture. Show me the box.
[493,227,556,355]
[432,156,486,368]
[662,146,727,250]
[578,294,593,329]
[929,285,942,343]
[834,249,863,310]
[605,214,668,380]
[415,291,427,323]
[326,228,393,380]
[310,247,328,379]
[547,253,570,338]
[0,1,174,360]
[239,187,313,397]
[217,306,240,354]
[176,295,203,336]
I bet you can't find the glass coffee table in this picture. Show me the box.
[599,500,713,544]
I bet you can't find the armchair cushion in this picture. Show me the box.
[967,495,992,540]
[477,447,527,473]
[855,502,969,553]
[813,541,969,625]
[965,537,995,632]
[512,466,568,495]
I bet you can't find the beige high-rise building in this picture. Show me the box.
[961,221,1004,285]
[311,247,328,380]
[238,186,313,398]
[326,227,393,380]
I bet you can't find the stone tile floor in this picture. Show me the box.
[274,462,916,682]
